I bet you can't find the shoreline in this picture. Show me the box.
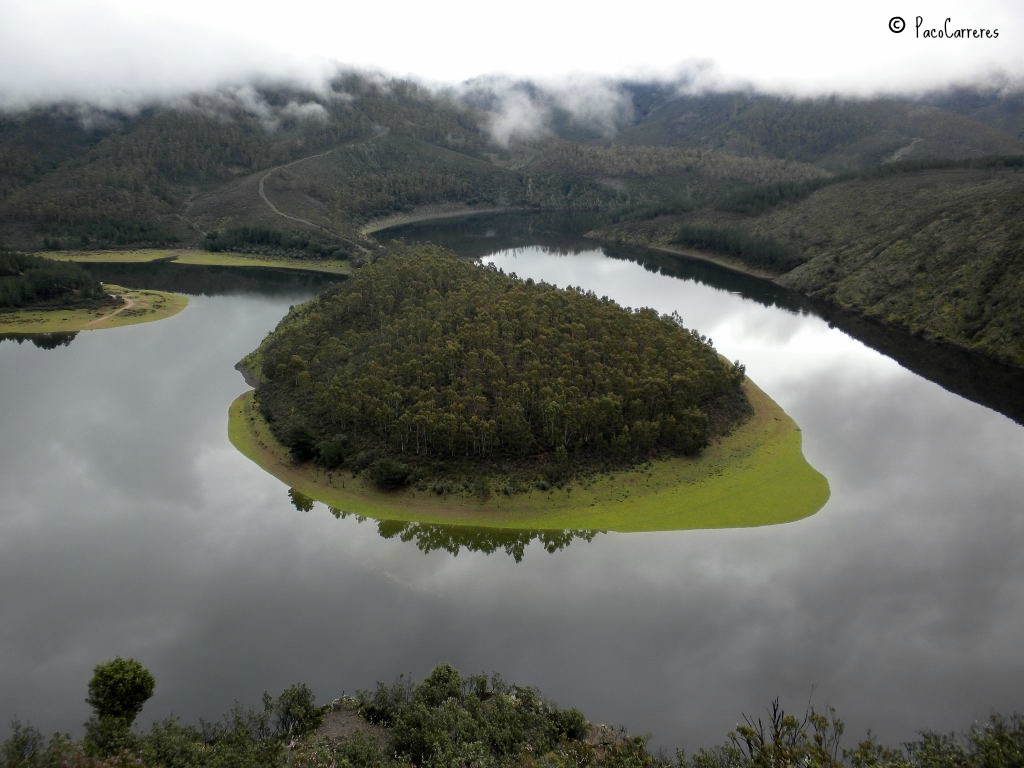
[40,248,352,275]
[228,378,830,533]
[360,205,521,235]
[0,285,189,334]
[585,232,783,282]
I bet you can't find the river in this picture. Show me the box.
[1,220,1023,753]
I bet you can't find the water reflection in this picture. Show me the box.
[286,487,602,561]
[383,211,608,258]
[82,261,344,297]
[4,230,1024,754]
[372,519,601,562]
[0,331,78,348]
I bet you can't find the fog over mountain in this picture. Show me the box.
[2,0,1023,111]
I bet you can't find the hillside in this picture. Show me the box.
[4,75,1024,252]
[610,88,1024,172]
[593,163,1024,367]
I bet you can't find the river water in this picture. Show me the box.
[2,222,1023,752]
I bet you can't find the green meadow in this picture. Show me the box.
[0,284,188,333]
[228,379,829,532]
[42,249,352,275]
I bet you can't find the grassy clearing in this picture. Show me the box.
[41,249,352,275]
[41,249,179,263]
[0,284,188,333]
[228,379,829,532]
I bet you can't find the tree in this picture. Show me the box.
[83,657,155,756]
[86,657,155,722]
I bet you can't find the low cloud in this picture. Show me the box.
[454,75,635,146]
[542,76,635,136]
[281,100,329,123]
[486,87,552,146]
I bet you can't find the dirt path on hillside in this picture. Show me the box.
[85,295,136,326]
[257,149,340,232]
[257,131,386,251]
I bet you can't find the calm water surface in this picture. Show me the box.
[2,233,1023,752]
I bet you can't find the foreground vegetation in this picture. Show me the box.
[5,660,1023,768]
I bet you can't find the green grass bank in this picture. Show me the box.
[41,248,352,275]
[228,379,829,532]
[0,284,188,333]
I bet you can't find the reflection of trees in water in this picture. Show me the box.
[604,243,1024,426]
[381,211,608,259]
[81,261,343,297]
[287,487,601,562]
[0,331,78,348]
[372,519,601,562]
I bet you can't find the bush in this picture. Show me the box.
[369,458,411,490]
[272,683,321,739]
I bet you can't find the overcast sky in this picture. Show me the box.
[1,0,1023,106]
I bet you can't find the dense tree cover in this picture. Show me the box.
[204,225,353,260]
[3,76,1022,254]
[252,134,620,224]
[752,168,1024,367]
[247,243,749,490]
[0,74,495,248]
[525,142,830,186]
[4,663,1024,768]
[0,109,110,200]
[613,90,1024,172]
[671,224,805,272]
[0,251,107,308]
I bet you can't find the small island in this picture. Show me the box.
[0,250,188,333]
[231,243,828,531]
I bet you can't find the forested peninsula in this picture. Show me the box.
[233,243,828,530]
[0,250,187,333]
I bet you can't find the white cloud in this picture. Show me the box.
[0,0,1022,107]
[486,87,551,146]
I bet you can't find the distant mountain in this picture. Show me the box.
[608,87,1024,172]
[2,71,1023,254]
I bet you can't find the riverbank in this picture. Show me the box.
[41,248,352,275]
[228,378,829,532]
[360,204,520,235]
[584,227,783,282]
[0,284,188,333]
